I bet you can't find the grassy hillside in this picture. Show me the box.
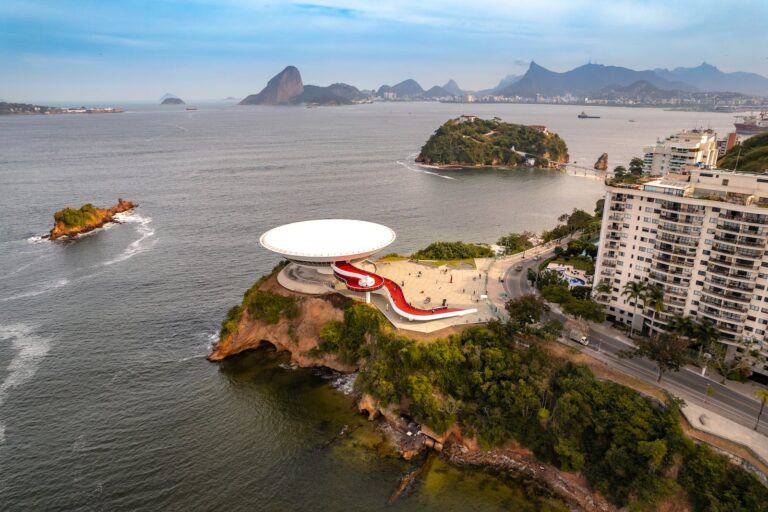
[718,132,768,173]
[416,117,569,167]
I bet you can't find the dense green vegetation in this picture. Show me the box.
[542,208,600,242]
[53,203,101,229]
[218,261,293,340]
[412,241,494,260]
[416,117,568,167]
[719,132,768,174]
[313,305,768,510]
[497,231,535,255]
[539,283,606,323]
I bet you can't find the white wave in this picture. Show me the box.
[396,159,458,181]
[0,323,52,444]
[26,235,46,244]
[101,213,156,266]
[330,372,357,395]
[0,255,50,280]
[0,278,70,302]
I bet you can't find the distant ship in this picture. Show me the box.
[185,106,198,111]
[578,111,600,119]
[734,111,768,134]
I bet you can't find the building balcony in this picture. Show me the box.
[716,223,767,236]
[701,285,752,303]
[698,310,746,333]
[657,223,701,236]
[658,234,698,247]
[712,234,765,249]
[654,243,696,257]
[706,264,755,282]
[709,257,757,270]
[656,254,694,267]
[659,212,703,225]
[719,213,768,225]
[699,295,749,314]
[659,202,704,215]
[704,277,754,293]
[710,243,762,259]
[648,271,690,286]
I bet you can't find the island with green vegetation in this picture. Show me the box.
[48,198,137,240]
[718,132,768,173]
[416,116,569,168]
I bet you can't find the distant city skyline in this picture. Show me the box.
[2,0,767,102]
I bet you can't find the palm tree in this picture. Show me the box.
[693,318,719,359]
[643,284,665,339]
[621,281,647,337]
[667,315,694,337]
[755,388,768,431]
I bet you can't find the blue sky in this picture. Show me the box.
[1,0,767,101]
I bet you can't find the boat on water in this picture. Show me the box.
[734,110,768,134]
[185,106,198,111]
[578,111,600,119]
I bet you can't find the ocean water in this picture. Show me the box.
[0,102,735,510]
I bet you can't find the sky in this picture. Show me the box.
[1,0,767,102]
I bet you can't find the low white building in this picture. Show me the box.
[642,129,719,176]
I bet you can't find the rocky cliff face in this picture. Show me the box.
[593,152,608,171]
[208,278,356,371]
[239,66,304,105]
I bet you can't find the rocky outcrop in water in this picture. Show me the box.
[239,66,304,105]
[161,97,185,105]
[48,198,137,240]
[593,152,608,171]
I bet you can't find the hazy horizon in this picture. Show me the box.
[2,0,768,102]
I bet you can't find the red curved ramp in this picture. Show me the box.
[331,262,477,321]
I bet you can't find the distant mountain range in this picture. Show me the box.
[654,62,768,97]
[237,61,768,107]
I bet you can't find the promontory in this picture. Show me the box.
[416,116,569,168]
[48,198,137,240]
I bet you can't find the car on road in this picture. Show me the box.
[533,255,541,261]
[514,264,523,271]
[567,330,589,346]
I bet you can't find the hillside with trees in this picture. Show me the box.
[718,132,768,173]
[416,117,569,167]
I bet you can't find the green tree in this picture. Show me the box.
[622,331,689,382]
[505,294,548,327]
[629,157,645,176]
[643,284,665,338]
[621,281,646,337]
[497,231,534,255]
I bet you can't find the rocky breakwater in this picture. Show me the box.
[48,198,137,240]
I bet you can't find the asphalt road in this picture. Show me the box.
[501,248,768,435]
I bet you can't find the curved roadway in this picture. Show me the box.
[501,246,767,435]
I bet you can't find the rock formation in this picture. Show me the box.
[594,153,608,171]
[161,97,185,105]
[49,198,137,240]
[239,66,304,105]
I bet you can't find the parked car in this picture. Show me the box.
[514,264,523,272]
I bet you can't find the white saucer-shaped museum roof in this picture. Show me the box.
[260,219,396,263]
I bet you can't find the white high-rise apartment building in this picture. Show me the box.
[594,168,768,377]
[642,129,719,175]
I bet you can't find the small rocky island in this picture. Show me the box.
[48,198,137,240]
[415,116,569,168]
[161,97,185,105]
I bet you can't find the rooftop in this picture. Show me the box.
[260,219,396,262]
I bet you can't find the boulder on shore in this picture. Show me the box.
[594,153,608,171]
